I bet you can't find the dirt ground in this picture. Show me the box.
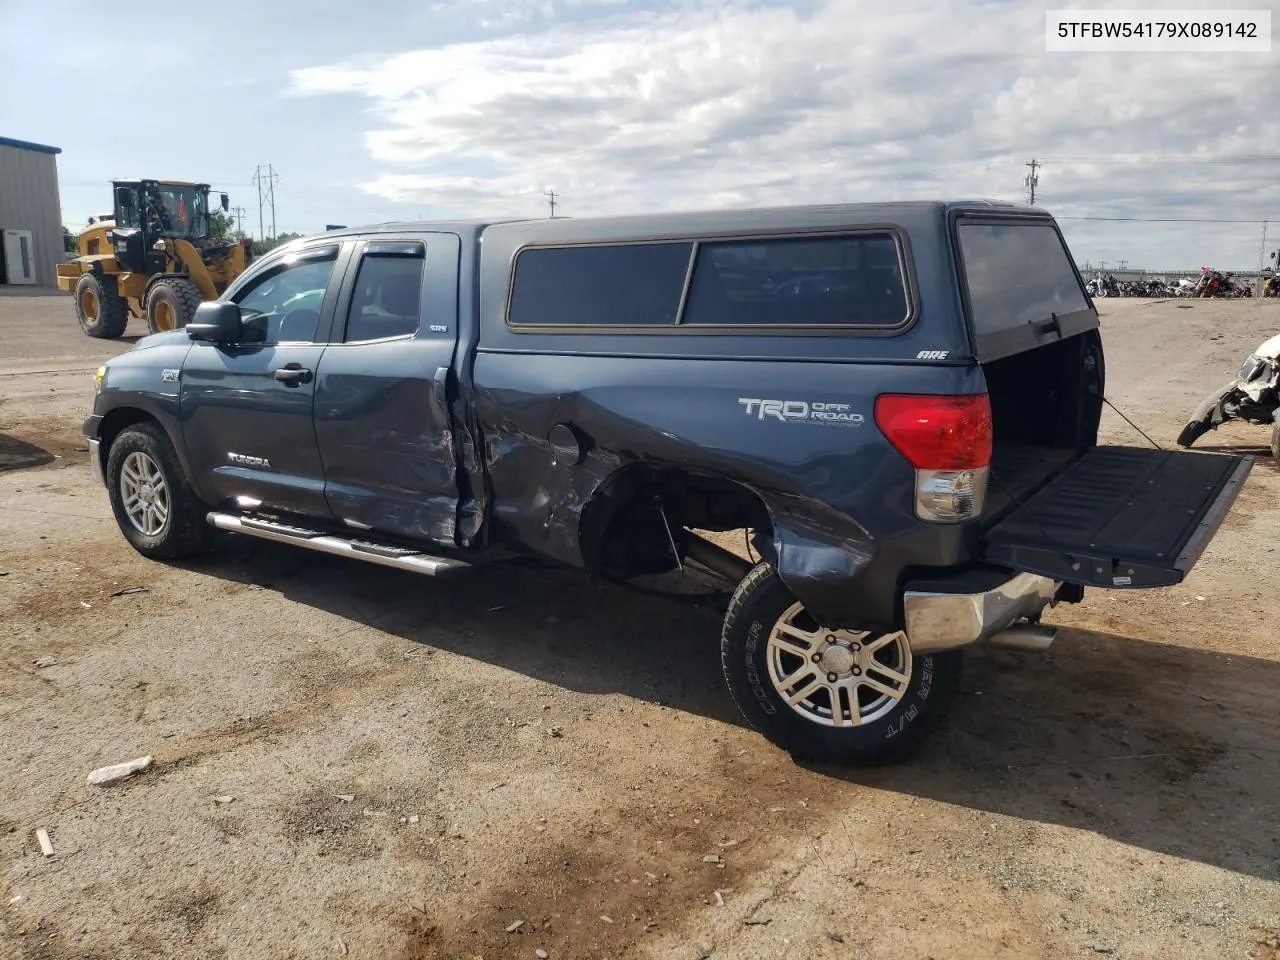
[1,292,1278,960]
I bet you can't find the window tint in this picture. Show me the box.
[114,187,140,229]
[957,222,1090,335]
[682,234,909,327]
[345,251,424,342]
[508,243,692,326]
[234,250,337,344]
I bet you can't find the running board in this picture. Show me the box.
[207,512,472,578]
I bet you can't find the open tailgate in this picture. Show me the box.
[982,446,1252,588]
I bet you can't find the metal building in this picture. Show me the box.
[0,136,63,287]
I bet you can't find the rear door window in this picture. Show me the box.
[955,220,1096,361]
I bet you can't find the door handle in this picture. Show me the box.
[274,364,313,385]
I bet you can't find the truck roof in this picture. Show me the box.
[321,199,1048,243]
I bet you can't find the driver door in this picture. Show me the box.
[180,242,351,518]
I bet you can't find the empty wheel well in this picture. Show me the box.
[580,464,773,581]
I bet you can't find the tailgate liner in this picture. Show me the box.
[982,445,1251,588]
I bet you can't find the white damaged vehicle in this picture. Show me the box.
[1178,333,1280,463]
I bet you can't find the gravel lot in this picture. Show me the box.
[1,292,1278,960]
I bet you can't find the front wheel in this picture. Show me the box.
[720,563,961,765]
[106,423,212,560]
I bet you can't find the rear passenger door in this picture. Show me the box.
[312,234,463,545]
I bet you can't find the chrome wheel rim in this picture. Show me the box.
[119,451,170,537]
[766,602,913,727]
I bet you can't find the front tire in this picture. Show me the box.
[145,279,203,334]
[1271,421,1280,469]
[74,273,129,339]
[720,563,961,765]
[106,423,211,560]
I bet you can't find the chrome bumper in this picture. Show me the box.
[903,572,1060,654]
[87,437,104,486]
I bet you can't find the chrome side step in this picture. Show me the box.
[207,512,472,578]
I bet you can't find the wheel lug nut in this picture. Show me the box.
[826,672,838,683]
[811,653,822,663]
[826,635,836,643]
[851,667,862,676]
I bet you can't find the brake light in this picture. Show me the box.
[874,394,992,469]
[875,394,993,523]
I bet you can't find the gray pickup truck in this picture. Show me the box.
[84,200,1250,764]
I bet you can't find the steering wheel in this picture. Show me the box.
[277,308,320,343]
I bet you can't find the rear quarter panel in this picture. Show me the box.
[467,206,986,629]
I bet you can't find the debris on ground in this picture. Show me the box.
[505,919,525,933]
[695,944,712,959]
[408,815,420,824]
[600,915,614,924]
[546,727,563,738]
[213,796,235,804]
[35,829,54,857]
[825,932,845,943]
[86,756,152,786]
[701,855,722,864]
[536,950,549,959]
[334,937,348,955]
[33,656,56,668]
[333,794,355,803]
[743,916,771,926]
[109,586,149,597]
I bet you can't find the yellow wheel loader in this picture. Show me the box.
[56,180,254,338]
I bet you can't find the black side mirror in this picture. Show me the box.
[220,193,230,212]
[186,301,241,343]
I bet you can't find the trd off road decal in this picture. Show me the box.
[738,398,865,426]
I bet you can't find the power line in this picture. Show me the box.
[252,164,279,240]
[1057,216,1275,223]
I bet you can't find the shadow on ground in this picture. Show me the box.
[0,433,55,471]
[188,535,1280,883]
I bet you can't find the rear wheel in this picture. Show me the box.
[74,273,129,339]
[1271,421,1279,469]
[106,423,211,560]
[720,562,961,765]
[146,279,202,334]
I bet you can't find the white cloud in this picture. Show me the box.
[289,0,1280,265]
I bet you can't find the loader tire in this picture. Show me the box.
[146,279,202,334]
[75,273,129,339]
[1270,421,1279,469]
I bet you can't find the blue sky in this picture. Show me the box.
[3,0,1277,268]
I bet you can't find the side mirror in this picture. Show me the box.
[186,301,241,343]
[220,193,230,212]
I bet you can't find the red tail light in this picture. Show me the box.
[875,394,993,470]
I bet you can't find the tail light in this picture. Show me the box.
[875,394,993,522]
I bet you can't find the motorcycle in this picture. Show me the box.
[1177,333,1280,465]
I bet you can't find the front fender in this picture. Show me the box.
[1177,381,1241,447]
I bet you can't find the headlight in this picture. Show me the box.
[94,365,107,392]
[1240,355,1264,382]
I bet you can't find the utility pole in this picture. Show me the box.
[1098,260,1107,272]
[252,164,279,240]
[544,189,559,219]
[1024,158,1040,205]
[1259,220,1269,272]
[230,205,246,236]
[1118,260,1128,272]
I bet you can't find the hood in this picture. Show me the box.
[132,329,191,351]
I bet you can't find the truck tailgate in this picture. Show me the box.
[982,446,1252,588]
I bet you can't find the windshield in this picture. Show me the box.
[141,184,208,240]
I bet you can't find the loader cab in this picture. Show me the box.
[110,179,213,271]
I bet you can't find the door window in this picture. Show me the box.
[344,244,425,342]
[234,248,339,344]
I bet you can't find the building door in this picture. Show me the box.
[2,229,36,285]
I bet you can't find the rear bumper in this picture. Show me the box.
[903,571,1060,653]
